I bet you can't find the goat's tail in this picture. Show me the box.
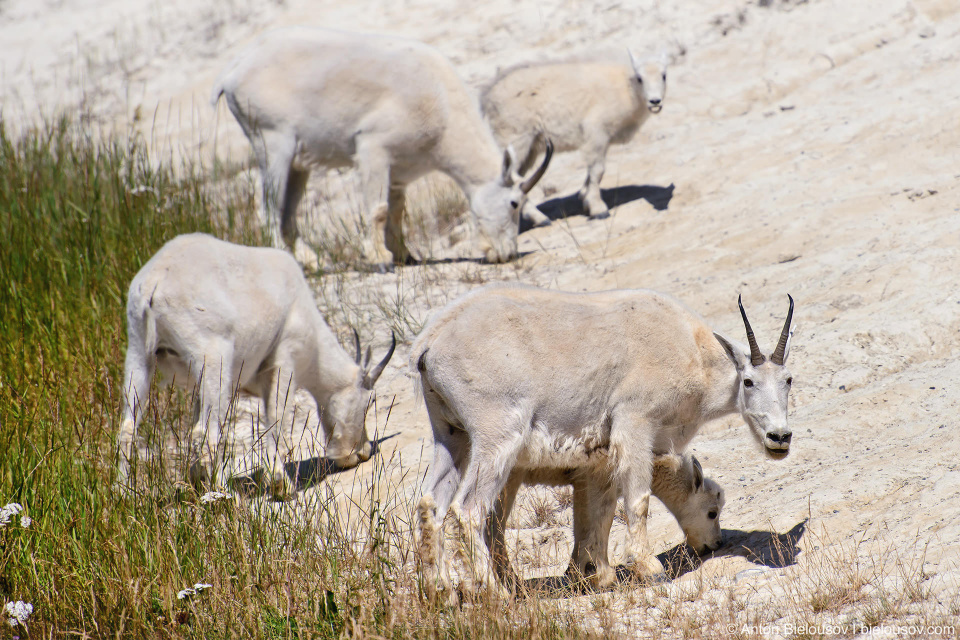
[127,281,160,356]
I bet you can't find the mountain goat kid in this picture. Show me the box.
[212,28,552,268]
[118,234,395,498]
[481,51,668,225]
[412,284,793,596]
[477,452,725,592]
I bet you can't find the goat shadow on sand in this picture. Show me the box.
[524,519,807,598]
[228,433,400,499]
[521,183,675,233]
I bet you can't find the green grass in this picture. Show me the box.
[0,116,592,638]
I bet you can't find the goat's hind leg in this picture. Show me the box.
[418,408,469,604]
[578,131,610,219]
[448,421,525,598]
[189,349,234,489]
[513,133,551,228]
[117,334,155,485]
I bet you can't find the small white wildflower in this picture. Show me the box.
[193,583,212,592]
[177,588,196,600]
[199,491,232,505]
[0,503,23,527]
[20,516,31,529]
[4,601,32,627]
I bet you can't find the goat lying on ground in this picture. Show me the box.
[213,27,552,268]
[118,233,394,498]
[412,283,793,596]
[482,51,667,225]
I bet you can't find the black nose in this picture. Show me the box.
[649,98,661,105]
[766,432,792,445]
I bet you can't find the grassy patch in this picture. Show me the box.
[0,116,592,638]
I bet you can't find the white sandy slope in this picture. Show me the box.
[5,0,960,634]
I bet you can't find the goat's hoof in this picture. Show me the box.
[588,210,611,220]
[267,471,296,500]
[627,553,665,578]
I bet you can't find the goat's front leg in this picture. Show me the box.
[260,363,298,499]
[568,477,618,587]
[611,413,664,577]
[486,472,524,591]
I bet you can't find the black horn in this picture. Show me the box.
[738,295,765,366]
[519,138,554,194]
[363,332,397,389]
[770,294,794,366]
[353,328,362,365]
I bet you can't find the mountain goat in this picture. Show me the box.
[481,51,668,225]
[212,28,552,268]
[473,452,724,592]
[117,234,395,498]
[412,283,793,595]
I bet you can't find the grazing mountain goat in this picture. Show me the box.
[476,452,725,591]
[117,234,395,498]
[412,284,793,596]
[212,28,552,267]
[481,51,668,224]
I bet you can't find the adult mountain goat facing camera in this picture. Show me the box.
[212,28,552,268]
[412,284,794,594]
[482,51,668,225]
[118,234,395,498]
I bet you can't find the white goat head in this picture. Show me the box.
[323,331,397,467]
[655,454,726,554]
[714,295,795,460]
[628,50,669,114]
[471,141,553,262]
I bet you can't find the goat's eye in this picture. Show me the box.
[662,73,666,81]
[743,379,754,388]
[786,377,793,385]
[708,511,718,520]
[636,76,643,84]
[510,200,519,208]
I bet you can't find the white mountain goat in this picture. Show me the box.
[212,27,553,267]
[477,452,725,591]
[117,234,395,497]
[481,51,668,225]
[412,284,793,595]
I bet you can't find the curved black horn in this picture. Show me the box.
[352,328,362,365]
[519,138,554,194]
[738,295,765,366]
[770,294,794,365]
[364,332,397,389]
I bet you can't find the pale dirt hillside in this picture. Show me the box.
[4,0,960,636]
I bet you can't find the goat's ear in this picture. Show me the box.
[654,452,682,476]
[692,456,704,491]
[627,48,641,75]
[778,327,794,363]
[501,146,518,185]
[657,46,671,68]
[714,332,749,371]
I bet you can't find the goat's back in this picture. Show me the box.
[412,284,725,427]
[481,62,640,150]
